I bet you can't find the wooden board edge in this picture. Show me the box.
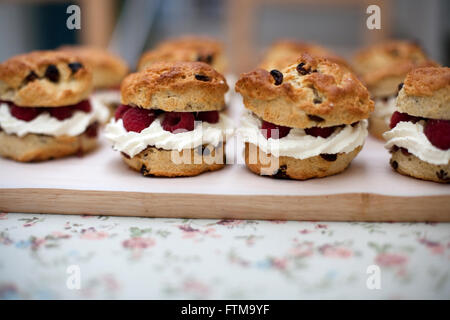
[0,188,449,222]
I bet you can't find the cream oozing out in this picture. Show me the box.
[384,120,450,165]
[238,110,368,159]
[0,98,109,137]
[104,112,234,157]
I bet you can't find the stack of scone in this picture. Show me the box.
[259,39,351,72]
[137,36,227,73]
[353,41,436,140]
[0,50,109,162]
[235,53,373,180]
[104,61,233,177]
[59,46,128,117]
[384,67,450,183]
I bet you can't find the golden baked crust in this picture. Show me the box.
[59,46,128,89]
[389,148,450,184]
[396,67,450,119]
[0,50,92,107]
[235,53,374,128]
[353,40,436,97]
[121,61,229,112]
[138,36,227,73]
[259,39,351,72]
[244,142,362,180]
[0,130,97,162]
[122,143,226,177]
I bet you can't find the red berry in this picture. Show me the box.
[197,111,219,124]
[49,106,74,120]
[424,119,450,150]
[85,121,99,138]
[10,105,41,121]
[115,104,131,120]
[305,126,336,138]
[162,112,195,133]
[122,107,156,133]
[261,120,291,139]
[390,111,421,129]
[75,100,91,113]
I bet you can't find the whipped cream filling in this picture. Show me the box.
[372,96,397,125]
[0,99,109,137]
[104,113,234,157]
[92,89,121,107]
[383,121,450,165]
[238,110,368,159]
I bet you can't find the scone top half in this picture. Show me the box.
[59,46,129,90]
[353,40,437,98]
[259,39,351,72]
[121,61,228,112]
[236,53,374,129]
[0,50,92,107]
[396,67,450,120]
[137,36,227,74]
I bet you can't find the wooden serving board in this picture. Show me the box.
[0,95,449,221]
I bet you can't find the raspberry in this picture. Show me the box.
[424,119,450,150]
[162,112,195,133]
[122,107,156,133]
[261,120,291,139]
[10,105,41,121]
[115,104,131,120]
[390,111,421,129]
[305,126,337,138]
[196,111,219,124]
[74,100,91,113]
[49,106,75,120]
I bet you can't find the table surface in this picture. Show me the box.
[0,212,449,299]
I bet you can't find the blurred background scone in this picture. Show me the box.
[259,39,351,72]
[59,46,129,118]
[236,53,373,180]
[0,50,109,162]
[105,61,233,177]
[137,36,227,73]
[353,40,438,140]
[384,67,450,183]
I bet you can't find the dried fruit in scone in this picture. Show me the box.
[0,50,92,107]
[352,40,438,97]
[235,53,374,129]
[59,46,129,89]
[259,39,351,72]
[121,61,229,112]
[137,36,227,73]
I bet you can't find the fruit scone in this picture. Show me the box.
[104,61,233,177]
[353,41,437,140]
[235,53,374,180]
[259,39,351,72]
[137,36,227,73]
[0,50,109,162]
[384,67,450,183]
[59,46,129,117]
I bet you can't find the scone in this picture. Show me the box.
[383,67,450,183]
[353,41,437,140]
[137,36,227,73]
[104,61,233,177]
[59,46,129,117]
[259,39,351,72]
[0,50,109,162]
[235,53,373,180]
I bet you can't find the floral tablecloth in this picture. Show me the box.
[0,212,449,299]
